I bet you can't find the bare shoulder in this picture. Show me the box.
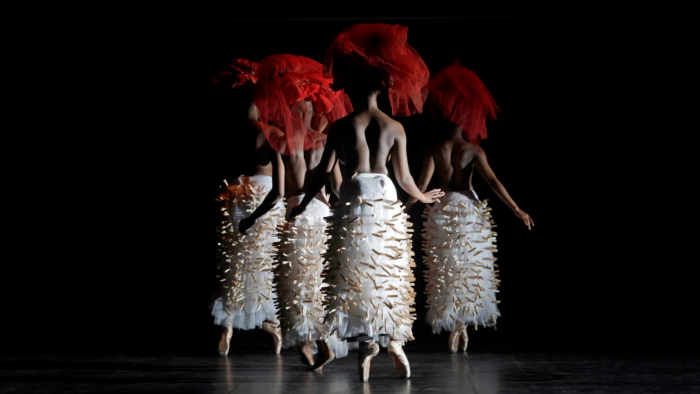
[460,141,484,160]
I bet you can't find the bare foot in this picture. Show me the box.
[262,322,282,354]
[299,341,315,366]
[218,324,232,357]
[310,340,335,371]
[358,341,380,382]
[387,340,410,378]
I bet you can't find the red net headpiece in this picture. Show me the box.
[253,54,353,155]
[427,59,501,144]
[323,23,429,117]
[209,58,259,92]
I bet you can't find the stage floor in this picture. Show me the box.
[1,348,698,393]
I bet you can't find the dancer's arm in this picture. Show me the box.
[404,154,435,211]
[473,147,534,229]
[391,127,444,204]
[239,147,285,234]
[288,125,340,220]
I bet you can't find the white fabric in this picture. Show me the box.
[275,193,348,358]
[211,175,285,330]
[321,173,416,357]
[423,190,500,333]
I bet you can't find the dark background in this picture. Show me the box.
[3,12,698,355]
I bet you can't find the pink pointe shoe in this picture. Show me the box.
[218,324,233,357]
[358,341,380,382]
[459,327,469,351]
[262,321,282,354]
[387,340,411,378]
[449,321,465,353]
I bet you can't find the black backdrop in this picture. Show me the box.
[4,14,698,355]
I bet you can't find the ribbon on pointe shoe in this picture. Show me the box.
[387,340,411,378]
[358,341,380,382]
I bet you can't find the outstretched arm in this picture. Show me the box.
[473,146,534,229]
[404,153,435,212]
[288,123,340,220]
[239,146,285,234]
[391,127,444,204]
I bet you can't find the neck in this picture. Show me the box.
[349,92,379,111]
[449,125,464,139]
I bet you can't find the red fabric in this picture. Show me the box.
[253,54,353,155]
[323,23,429,116]
[427,59,500,144]
[209,58,259,92]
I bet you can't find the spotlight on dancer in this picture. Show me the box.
[289,23,444,382]
[404,59,534,352]
[210,58,287,357]
[238,54,352,366]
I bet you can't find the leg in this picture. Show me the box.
[262,321,282,354]
[310,339,335,371]
[358,340,380,382]
[218,323,233,357]
[387,339,410,378]
[449,321,465,353]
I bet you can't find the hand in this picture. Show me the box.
[420,189,444,204]
[238,217,255,235]
[288,204,307,222]
[514,208,534,230]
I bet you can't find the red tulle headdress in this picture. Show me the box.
[209,58,259,93]
[323,23,429,116]
[427,59,500,144]
[253,54,353,155]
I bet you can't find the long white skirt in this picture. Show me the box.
[211,175,285,330]
[274,193,347,357]
[321,173,416,356]
[422,190,500,333]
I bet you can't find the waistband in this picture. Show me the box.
[352,173,391,180]
[287,192,328,209]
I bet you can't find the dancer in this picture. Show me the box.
[289,24,444,381]
[404,60,534,352]
[239,54,352,365]
[210,58,287,357]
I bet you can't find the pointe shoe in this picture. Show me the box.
[449,321,465,353]
[218,324,232,357]
[262,322,282,354]
[358,341,380,382]
[459,327,469,351]
[387,340,410,378]
[298,341,315,366]
[310,340,335,371]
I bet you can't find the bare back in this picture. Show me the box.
[283,131,328,197]
[245,121,274,177]
[430,137,480,192]
[332,108,402,179]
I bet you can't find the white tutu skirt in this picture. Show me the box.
[211,175,285,330]
[274,193,348,358]
[321,173,416,356]
[422,190,500,333]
